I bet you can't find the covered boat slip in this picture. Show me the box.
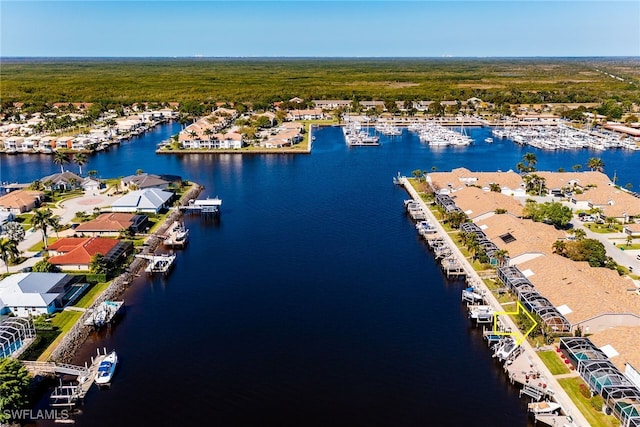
[560,337,640,427]
[498,266,571,333]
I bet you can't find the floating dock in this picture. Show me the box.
[180,196,222,215]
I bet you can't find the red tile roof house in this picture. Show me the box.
[47,237,131,271]
[74,213,148,237]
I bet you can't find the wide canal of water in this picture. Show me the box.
[2,123,638,426]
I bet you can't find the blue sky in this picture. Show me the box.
[1,1,639,57]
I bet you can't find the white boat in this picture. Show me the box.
[528,400,561,414]
[84,300,124,328]
[484,137,493,143]
[95,351,118,385]
[493,336,519,361]
[468,305,494,323]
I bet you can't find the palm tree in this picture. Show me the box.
[203,128,214,146]
[572,164,582,172]
[0,239,20,272]
[489,183,501,193]
[552,240,567,256]
[523,152,537,172]
[53,151,70,173]
[587,157,605,172]
[573,228,586,241]
[49,215,63,239]
[494,249,509,267]
[32,208,54,247]
[626,235,633,248]
[74,152,88,176]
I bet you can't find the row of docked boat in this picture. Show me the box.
[492,123,640,151]
[409,122,472,146]
[343,122,380,146]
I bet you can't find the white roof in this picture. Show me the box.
[111,188,173,210]
[0,272,68,309]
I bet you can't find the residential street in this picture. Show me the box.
[1,190,117,273]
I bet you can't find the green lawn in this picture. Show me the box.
[584,223,623,233]
[74,281,111,308]
[537,350,571,375]
[27,237,56,252]
[557,377,620,427]
[36,310,82,361]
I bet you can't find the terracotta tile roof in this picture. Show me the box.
[450,186,524,219]
[48,237,119,266]
[75,213,136,232]
[475,215,564,258]
[518,255,640,324]
[588,327,640,372]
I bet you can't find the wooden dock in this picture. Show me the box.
[398,176,590,427]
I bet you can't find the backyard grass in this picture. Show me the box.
[537,350,571,375]
[557,377,620,427]
[36,310,82,361]
[74,281,111,308]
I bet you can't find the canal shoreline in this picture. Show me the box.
[400,177,591,427]
[47,182,204,364]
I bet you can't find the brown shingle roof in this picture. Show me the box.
[588,327,640,372]
[0,190,44,210]
[450,187,524,219]
[75,213,136,232]
[427,167,524,192]
[475,215,564,259]
[518,255,640,324]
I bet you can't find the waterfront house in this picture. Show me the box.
[121,173,174,190]
[0,272,81,316]
[517,255,640,333]
[109,188,173,213]
[287,109,325,120]
[0,189,44,214]
[588,327,640,386]
[75,212,148,236]
[56,136,74,150]
[47,237,131,271]
[81,177,104,192]
[426,168,526,197]
[41,171,83,191]
[448,186,524,221]
[474,214,565,265]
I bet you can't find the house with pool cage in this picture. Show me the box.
[561,337,640,427]
[0,317,36,358]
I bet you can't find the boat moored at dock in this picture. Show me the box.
[95,351,118,385]
[84,300,124,329]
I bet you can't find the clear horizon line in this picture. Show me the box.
[2,55,639,59]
